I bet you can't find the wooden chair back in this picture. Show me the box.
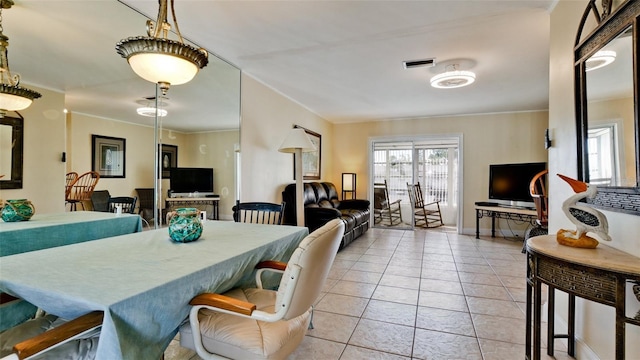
[233,202,286,225]
[407,182,444,228]
[66,171,100,211]
[65,172,78,198]
[529,169,548,227]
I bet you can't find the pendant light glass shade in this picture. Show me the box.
[116,0,208,94]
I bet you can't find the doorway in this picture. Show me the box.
[370,135,461,232]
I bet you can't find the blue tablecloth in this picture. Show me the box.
[0,212,142,331]
[0,212,143,256]
[0,221,308,359]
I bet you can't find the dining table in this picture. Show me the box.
[0,211,143,331]
[0,221,308,359]
[0,211,143,256]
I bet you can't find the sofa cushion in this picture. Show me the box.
[282,182,370,250]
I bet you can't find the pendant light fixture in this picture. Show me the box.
[430,64,476,89]
[0,0,41,115]
[116,0,208,95]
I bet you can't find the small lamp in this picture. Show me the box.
[342,173,356,200]
[279,128,316,226]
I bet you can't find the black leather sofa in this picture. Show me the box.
[282,182,370,249]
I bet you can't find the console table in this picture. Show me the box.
[525,235,640,360]
[475,204,537,239]
[165,197,220,220]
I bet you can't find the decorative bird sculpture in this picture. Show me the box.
[557,174,611,248]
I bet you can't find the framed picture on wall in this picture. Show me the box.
[92,135,125,178]
[159,144,178,179]
[293,125,321,180]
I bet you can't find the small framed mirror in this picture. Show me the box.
[574,0,640,215]
[0,115,24,189]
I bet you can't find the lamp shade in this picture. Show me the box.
[278,128,316,153]
[342,173,355,191]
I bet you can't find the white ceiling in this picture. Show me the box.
[7,0,557,131]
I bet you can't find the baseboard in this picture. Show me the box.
[552,313,600,360]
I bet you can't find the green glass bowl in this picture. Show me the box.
[1,199,36,222]
[168,208,203,243]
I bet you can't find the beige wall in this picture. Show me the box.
[550,1,640,358]
[239,74,333,202]
[0,85,66,214]
[333,112,548,233]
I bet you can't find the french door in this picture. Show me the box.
[371,135,461,231]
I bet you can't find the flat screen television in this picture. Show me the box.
[169,167,214,195]
[489,162,546,205]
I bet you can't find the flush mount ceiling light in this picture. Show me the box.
[116,0,208,95]
[585,50,616,72]
[137,107,168,117]
[136,96,168,117]
[0,0,41,115]
[430,64,476,89]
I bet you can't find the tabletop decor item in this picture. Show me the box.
[556,174,611,249]
[167,208,202,243]
[1,199,35,222]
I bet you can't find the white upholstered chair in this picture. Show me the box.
[179,219,345,360]
[0,308,102,360]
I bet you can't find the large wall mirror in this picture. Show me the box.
[575,0,640,215]
[7,2,241,217]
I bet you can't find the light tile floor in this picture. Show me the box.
[164,227,572,360]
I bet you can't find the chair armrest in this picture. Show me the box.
[12,311,103,360]
[256,260,287,271]
[338,199,371,211]
[423,200,440,206]
[190,294,256,316]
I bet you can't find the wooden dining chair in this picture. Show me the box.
[179,219,345,360]
[233,201,286,225]
[523,169,549,252]
[65,172,78,199]
[66,171,100,211]
[407,182,444,228]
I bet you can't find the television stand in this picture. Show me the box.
[475,203,537,239]
[165,196,220,220]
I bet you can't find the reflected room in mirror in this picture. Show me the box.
[586,26,635,187]
[0,116,24,189]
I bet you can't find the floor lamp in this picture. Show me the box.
[279,128,316,226]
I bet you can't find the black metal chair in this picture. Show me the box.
[233,201,286,225]
[90,190,111,212]
[108,196,137,214]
